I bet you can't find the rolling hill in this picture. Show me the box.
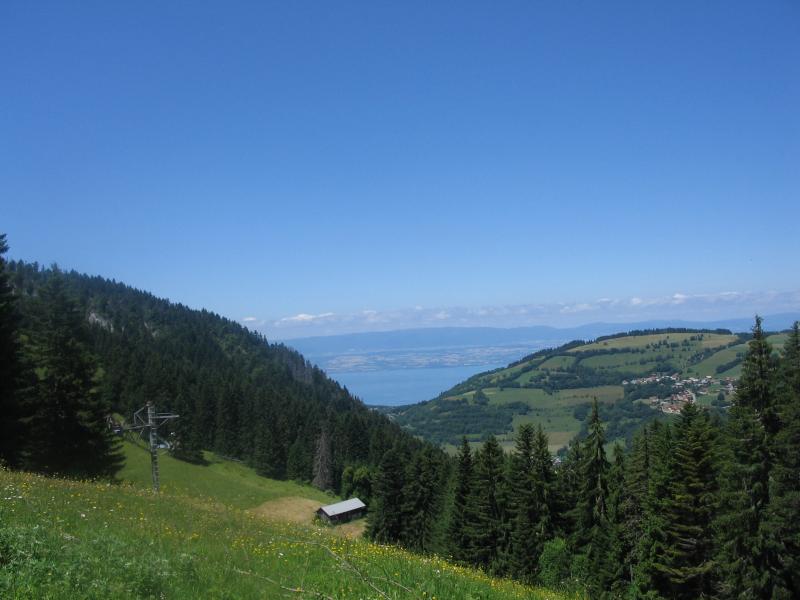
[0,441,572,600]
[384,328,790,452]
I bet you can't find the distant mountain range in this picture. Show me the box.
[284,313,800,372]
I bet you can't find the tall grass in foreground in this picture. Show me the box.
[1,469,577,599]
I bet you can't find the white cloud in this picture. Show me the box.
[262,288,800,339]
[276,312,335,324]
[560,303,595,314]
[241,316,259,323]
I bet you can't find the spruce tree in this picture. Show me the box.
[606,444,632,598]
[715,317,786,598]
[764,323,800,597]
[633,420,673,597]
[170,391,204,463]
[508,424,537,580]
[619,427,650,592]
[367,446,406,543]
[508,424,554,582]
[401,447,443,553]
[469,435,506,573]
[736,316,779,434]
[312,426,334,491]
[0,234,24,467]
[652,402,718,598]
[573,398,612,595]
[554,435,583,539]
[24,271,122,478]
[448,437,475,561]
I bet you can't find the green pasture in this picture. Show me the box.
[1,455,575,600]
[570,332,736,352]
[120,441,332,509]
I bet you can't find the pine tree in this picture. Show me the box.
[606,444,632,598]
[0,234,25,467]
[714,317,786,598]
[401,447,443,553]
[312,425,334,491]
[652,402,718,598]
[469,435,506,573]
[170,391,204,463]
[736,316,779,434]
[573,398,612,595]
[633,420,673,597]
[253,414,286,479]
[618,427,650,592]
[367,446,406,543]
[448,437,475,561]
[764,323,800,597]
[24,271,122,478]
[508,424,554,582]
[554,436,583,539]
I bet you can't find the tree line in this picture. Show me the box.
[366,318,800,598]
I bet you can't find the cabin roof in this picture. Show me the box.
[318,498,366,517]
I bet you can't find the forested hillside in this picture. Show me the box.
[1,250,422,489]
[386,328,791,452]
[366,320,800,598]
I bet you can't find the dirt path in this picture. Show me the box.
[248,496,366,539]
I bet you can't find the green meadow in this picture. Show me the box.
[1,443,575,600]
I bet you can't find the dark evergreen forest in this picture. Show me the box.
[0,237,423,488]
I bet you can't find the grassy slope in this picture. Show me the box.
[1,446,572,600]
[393,331,792,453]
[120,441,332,509]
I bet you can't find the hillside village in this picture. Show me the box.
[624,373,737,414]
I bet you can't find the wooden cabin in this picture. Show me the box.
[316,498,366,524]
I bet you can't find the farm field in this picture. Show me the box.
[387,328,793,452]
[0,445,572,600]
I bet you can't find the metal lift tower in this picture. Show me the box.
[124,402,179,493]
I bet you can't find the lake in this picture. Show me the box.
[328,364,504,406]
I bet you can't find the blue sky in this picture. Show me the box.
[2,1,798,337]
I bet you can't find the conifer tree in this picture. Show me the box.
[24,271,122,478]
[0,234,25,467]
[253,414,286,479]
[532,424,555,533]
[606,444,632,598]
[652,403,717,598]
[715,317,785,598]
[312,425,334,491]
[469,435,506,573]
[764,323,800,597]
[554,436,583,538]
[508,424,537,580]
[736,316,779,434]
[401,447,443,553]
[618,427,650,590]
[573,398,612,595]
[367,446,406,543]
[633,420,673,596]
[170,390,204,463]
[508,424,554,582]
[448,437,475,561]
